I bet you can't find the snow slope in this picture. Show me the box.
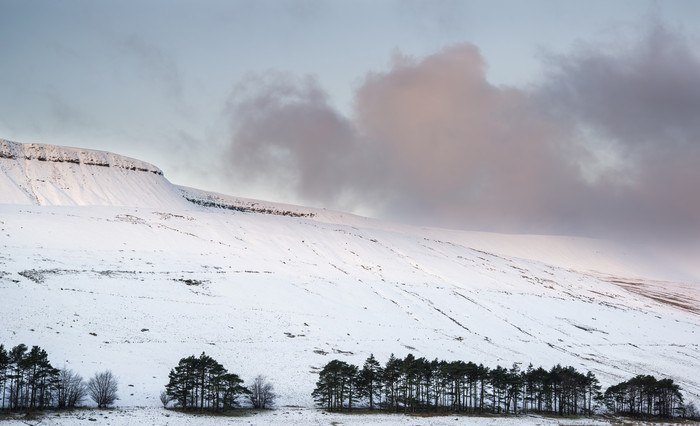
[0,141,698,412]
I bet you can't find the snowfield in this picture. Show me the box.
[1,141,699,422]
[1,407,618,425]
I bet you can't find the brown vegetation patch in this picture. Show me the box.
[606,279,700,315]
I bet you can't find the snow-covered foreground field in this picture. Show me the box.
[0,407,638,425]
[1,141,699,412]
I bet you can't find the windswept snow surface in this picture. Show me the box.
[0,141,699,415]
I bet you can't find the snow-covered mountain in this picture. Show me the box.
[1,140,698,408]
[0,139,189,209]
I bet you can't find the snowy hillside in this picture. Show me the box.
[0,141,698,411]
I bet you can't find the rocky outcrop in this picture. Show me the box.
[0,139,162,175]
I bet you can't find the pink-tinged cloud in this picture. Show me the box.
[353,44,581,232]
[224,22,700,242]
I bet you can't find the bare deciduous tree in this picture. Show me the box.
[159,389,171,408]
[248,375,277,409]
[57,368,87,409]
[87,370,119,408]
[686,402,698,420]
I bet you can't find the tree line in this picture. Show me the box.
[0,343,118,411]
[162,352,276,411]
[604,374,684,417]
[313,353,691,419]
[1,345,276,413]
[3,342,693,419]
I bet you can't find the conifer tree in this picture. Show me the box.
[0,345,8,410]
[357,354,383,410]
[382,354,402,411]
[1,344,59,411]
[8,344,27,410]
[584,371,602,415]
[312,359,358,410]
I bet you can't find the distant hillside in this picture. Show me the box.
[0,140,698,410]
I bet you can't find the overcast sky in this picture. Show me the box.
[2,0,700,242]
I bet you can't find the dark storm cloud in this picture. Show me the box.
[224,23,700,240]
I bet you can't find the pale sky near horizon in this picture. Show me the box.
[2,0,700,242]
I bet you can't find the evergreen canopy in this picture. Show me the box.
[164,352,249,411]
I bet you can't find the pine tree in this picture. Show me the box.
[357,354,383,410]
[218,372,248,409]
[166,355,197,409]
[382,354,402,411]
[0,345,8,410]
[312,360,358,410]
[506,363,523,415]
[584,371,601,415]
[8,344,27,410]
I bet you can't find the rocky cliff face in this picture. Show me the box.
[0,139,163,174]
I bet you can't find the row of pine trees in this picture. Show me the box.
[0,344,118,411]
[312,353,689,418]
[2,342,691,419]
